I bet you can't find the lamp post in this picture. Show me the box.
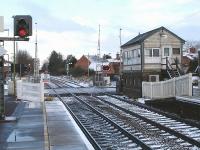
[34,22,39,82]
[66,62,72,77]
[12,16,17,97]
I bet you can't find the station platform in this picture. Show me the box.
[0,96,93,150]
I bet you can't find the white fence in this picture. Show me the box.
[142,73,192,99]
[16,80,44,102]
[8,80,44,102]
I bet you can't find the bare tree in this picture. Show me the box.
[16,50,34,74]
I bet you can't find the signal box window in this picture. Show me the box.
[153,49,159,57]
[173,48,180,54]
[164,48,169,56]
[145,48,159,57]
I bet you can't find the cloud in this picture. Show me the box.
[14,1,96,33]
[2,0,200,65]
[33,29,99,63]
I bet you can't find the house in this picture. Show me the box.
[75,55,91,70]
[75,54,120,76]
[182,47,198,67]
[182,47,200,73]
[102,54,120,77]
[119,26,185,98]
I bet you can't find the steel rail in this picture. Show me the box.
[71,93,152,150]
[46,83,101,150]
[107,94,200,128]
[94,95,200,148]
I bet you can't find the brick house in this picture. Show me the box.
[182,47,198,67]
[75,54,120,77]
[75,55,90,70]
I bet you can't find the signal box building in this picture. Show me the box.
[119,26,185,98]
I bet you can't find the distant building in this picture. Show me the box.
[75,55,90,70]
[75,54,120,76]
[182,47,199,73]
[119,26,185,98]
[182,47,198,66]
[102,54,120,77]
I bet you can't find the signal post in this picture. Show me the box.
[0,15,32,120]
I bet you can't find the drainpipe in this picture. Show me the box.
[141,42,144,97]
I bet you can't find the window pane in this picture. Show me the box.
[164,48,169,56]
[145,49,152,56]
[173,48,180,54]
[131,50,134,58]
[153,49,159,57]
[138,49,141,57]
[134,50,137,58]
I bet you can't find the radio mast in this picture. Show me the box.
[97,24,100,59]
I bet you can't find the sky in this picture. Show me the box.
[0,0,200,65]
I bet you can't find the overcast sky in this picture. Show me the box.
[0,0,200,64]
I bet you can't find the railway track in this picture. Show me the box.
[47,79,200,149]
[47,83,150,149]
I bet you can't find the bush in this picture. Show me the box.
[69,67,86,77]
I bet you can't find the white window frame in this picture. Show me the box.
[172,48,180,55]
[145,48,160,57]
[164,48,170,56]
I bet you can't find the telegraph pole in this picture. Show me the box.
[119,28,122,75]
[97,25,101,86]
[13,29,16,96]
[97,24,101,59]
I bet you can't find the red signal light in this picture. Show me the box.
[102,65,110,71]
[18,27,27,37]
[14,15,32,37]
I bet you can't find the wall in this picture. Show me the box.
[122,44,141,71]
[121,71,142,98]
[16,80,44,102]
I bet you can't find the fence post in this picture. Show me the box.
[142,82,144,97]
[150,82,153,99]
[173,78,176,97]
[189,73,192,96]
[40,82,44,101]
[160,81,162,98]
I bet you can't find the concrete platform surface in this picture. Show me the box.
[0,101,48,150]
[1,96,94,150]
[45,100,94,150]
